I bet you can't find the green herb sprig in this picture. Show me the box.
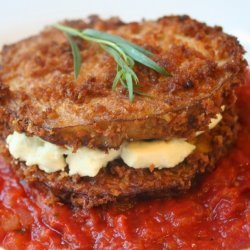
[53,24,171,101]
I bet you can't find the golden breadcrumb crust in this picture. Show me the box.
[0,15,247,150]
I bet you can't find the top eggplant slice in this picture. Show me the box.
[0,15,247,149]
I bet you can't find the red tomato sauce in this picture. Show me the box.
[0,72,250,249]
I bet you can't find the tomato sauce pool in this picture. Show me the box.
[0,73,250,250]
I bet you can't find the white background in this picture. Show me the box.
[0,0,249,61]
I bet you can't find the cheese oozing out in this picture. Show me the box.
[6,111,223,177]
[209,113,223,129]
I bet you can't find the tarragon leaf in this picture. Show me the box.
[53,24,172,101]
[121,44,171,77]
[65,33,82,79]
[82,28,152,56]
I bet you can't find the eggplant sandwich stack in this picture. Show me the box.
[0,15,247,208]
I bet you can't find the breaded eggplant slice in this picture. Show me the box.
[5,108,238,208]
[0,15,247,149]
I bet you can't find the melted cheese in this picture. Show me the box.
[6,132,66,173]
[208,113,223,129]
[121,139,195,169]
[66,147,121,177]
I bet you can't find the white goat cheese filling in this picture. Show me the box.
[6,132,195,177]
[121,139,195,169]
[6,111,223,177]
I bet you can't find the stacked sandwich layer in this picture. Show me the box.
[0,15,247,207]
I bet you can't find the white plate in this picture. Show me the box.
[0,0,249,61]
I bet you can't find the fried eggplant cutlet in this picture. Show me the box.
[0,15,247,208]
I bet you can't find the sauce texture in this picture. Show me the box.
[0,72,250,249]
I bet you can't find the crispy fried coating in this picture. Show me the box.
[0,15,247,149]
